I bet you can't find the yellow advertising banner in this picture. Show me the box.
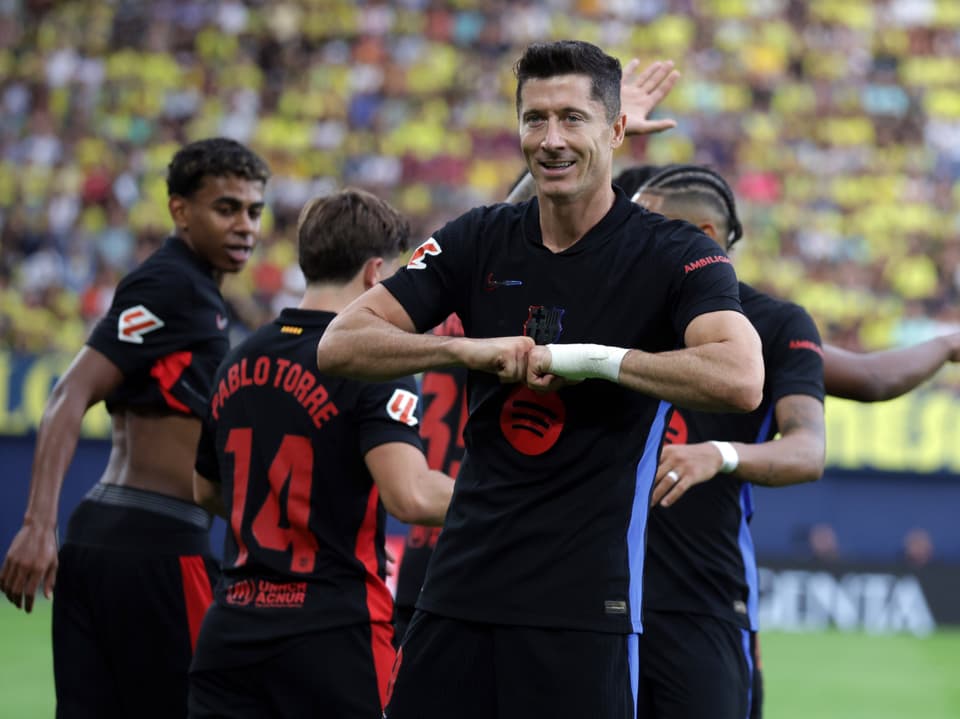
[1,351,959,473]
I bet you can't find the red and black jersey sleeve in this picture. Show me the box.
[763,300,825,406]
[380,208,484,334]
[86,241,229,417]
[659,220,744,338]
[356,375,425,455]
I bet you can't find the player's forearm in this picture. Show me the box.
[23,385,87,527]
[618,342,763,413]
[824,339,953,402]
[317,307,465,381]
[728,431,825,487]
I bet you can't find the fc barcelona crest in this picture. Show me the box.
[523,305,565,345]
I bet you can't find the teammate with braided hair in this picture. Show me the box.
[632,163,824,719]
[630,162,960,719]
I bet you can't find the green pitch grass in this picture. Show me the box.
[2,599,958,718]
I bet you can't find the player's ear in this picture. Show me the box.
[698,221,720,245]
[610,112,627,148]
[362,256,385,289]
[168,195,188,232]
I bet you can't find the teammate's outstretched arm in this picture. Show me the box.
[652,393,825,507]
[316,284,534,383]
[823,334,960,402]
[365,443,452,526]
[0,347,123,612]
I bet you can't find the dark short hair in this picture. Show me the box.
[297,188,410,284]
[613,165,665,198]
[514,40,622,123]
[638,164,744,247]
[166,138,270,198]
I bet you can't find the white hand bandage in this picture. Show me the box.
[544,343,629,383]
[709,440,740,474]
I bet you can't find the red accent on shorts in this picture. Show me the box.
[178,555,213,652]
[354,486,396,706]
[372,621,397,710]
[150,351,193,413]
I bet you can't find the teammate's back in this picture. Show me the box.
[189,188,454,719]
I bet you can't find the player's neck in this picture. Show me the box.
[537,184,615,253]
[297,279,365,314]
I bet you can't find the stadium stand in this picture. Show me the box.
[1,0,960,376]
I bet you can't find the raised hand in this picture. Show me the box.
[621,58,681,137]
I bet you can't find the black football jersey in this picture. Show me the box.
[87,236,230,417]
[381,188,744,633]
[394,314,466,613]
[643,283,825,629]
[194,308,424,640]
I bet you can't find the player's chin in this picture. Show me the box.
[218,249,254,273]
[215,257,250,274]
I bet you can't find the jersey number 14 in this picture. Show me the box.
[225,428,319,574]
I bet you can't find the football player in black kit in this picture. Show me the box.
[0,138,269,718]
[629,163,960,719]
[188,188,453,718]
[317,40,765,719]
[393,57,683,650]
[633,164,827,719]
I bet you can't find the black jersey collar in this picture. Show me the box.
[275,308,336,327]
[522,185,634,255]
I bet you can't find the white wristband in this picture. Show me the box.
[544,343,629,382]
[709,440,739,474]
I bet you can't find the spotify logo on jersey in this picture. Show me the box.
[500,386,565,456]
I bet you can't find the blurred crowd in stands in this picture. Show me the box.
[2,0,960,390]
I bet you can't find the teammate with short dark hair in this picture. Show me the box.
[394,58,682,652]
[0,137,270,718]
[316,40,764,718]
[633,163,826,719]
[188,188,453,719]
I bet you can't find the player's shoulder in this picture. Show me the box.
[740,282,811,320]
[626,207,722,257]
[740,282,821,343]
[117,239,201,295]
[442,201,524,237]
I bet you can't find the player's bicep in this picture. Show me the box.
[364,441,430,517]
[55,346,124,409]
[683,309,760,351]
[350,283,418,334]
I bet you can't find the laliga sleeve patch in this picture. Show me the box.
[117,305,165,344]
[406,238,441,270]
[387,388,419,427]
